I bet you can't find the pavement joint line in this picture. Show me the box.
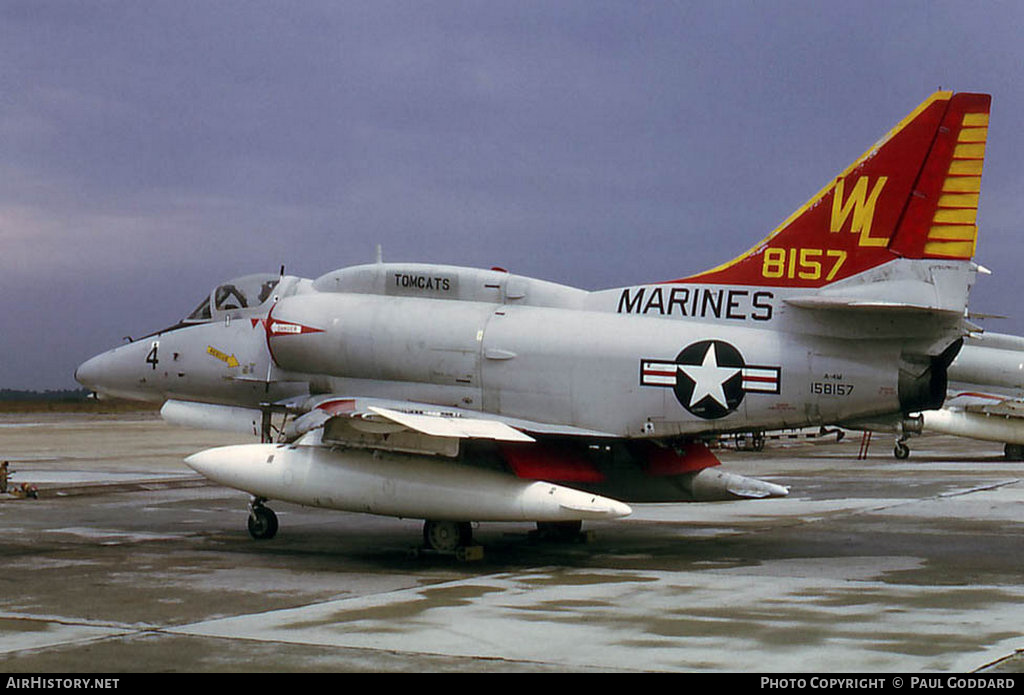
[786,478,1023,522]
[632,477,1023,538]
[0,612,152,632]
[936,479,1022,497]
[151,629,640,672]
[0,614,147,658]
[974,649,1024,673]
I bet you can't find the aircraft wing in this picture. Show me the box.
[365,406,534,441]
[161,395,788,502]
[292,394,618,439]
[160,395,619,449]
[943,390,1024,418]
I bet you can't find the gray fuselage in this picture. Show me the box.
[77,260,969,439]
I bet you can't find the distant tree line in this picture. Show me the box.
[0,388,92,402]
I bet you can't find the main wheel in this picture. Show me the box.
[751,431,766,452]
[423,520,472,552]
[247,506,279,540]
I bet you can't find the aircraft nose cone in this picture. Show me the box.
[75,354,103,390]
[73,346,160,402]
[184,445,266,490]
[183,448,233,485]
[183,450,212,476]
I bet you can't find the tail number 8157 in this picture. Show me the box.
[762,248,847,282]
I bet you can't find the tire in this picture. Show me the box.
[423,520,472,552]
[247,506,279,540]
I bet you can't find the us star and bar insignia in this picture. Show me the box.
[641,340,781,419]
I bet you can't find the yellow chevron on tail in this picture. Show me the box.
[923,111,989,259]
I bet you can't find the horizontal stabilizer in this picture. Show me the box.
[784,296,960,315]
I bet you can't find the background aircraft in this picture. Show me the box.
[890,330,1024,459]
[77,90,993,554]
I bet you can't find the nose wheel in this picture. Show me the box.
[247,498,279,540]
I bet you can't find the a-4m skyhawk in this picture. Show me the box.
[77,91,993,554]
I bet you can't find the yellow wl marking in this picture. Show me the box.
[207,346,240,368]
[830,176,889,247]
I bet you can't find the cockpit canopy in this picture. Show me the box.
[185,273,280,322]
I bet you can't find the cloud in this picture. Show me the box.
[3,2,1024,388]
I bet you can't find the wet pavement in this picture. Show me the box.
[0,413,1021,672]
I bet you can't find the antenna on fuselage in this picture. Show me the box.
[375,244,383,264]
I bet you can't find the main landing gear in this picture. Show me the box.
[239,504,586,560]
[423,520,473,552]
[415,520,483,561]
[413,519,589,560]
[247,497,279,540]
[892,415,922,459]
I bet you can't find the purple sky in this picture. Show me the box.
[3,1,1024,389]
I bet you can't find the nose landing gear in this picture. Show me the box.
[247,497,279,540]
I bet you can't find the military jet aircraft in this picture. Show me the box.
[891,331,1024,460]
[77,90,992,553]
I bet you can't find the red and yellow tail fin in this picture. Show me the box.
[683,91,991,287]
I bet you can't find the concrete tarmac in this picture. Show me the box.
[0,412,1021,673]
